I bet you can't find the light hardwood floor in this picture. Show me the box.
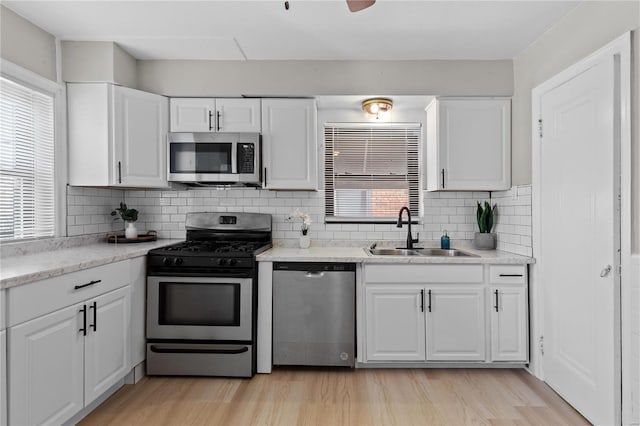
[80,368,589,426]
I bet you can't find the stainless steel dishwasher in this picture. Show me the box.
[273,262,356,367]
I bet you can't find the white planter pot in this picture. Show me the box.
[473,232,496,250]
[125,221,138,239]
[299,235,310,249]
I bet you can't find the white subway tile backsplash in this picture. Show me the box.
[65,184,531,256]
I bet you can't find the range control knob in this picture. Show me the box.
[217,258,227,266]
[228,259,237,266]
[162,257,171,266]
[174,257,183,266]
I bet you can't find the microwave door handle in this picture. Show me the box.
[231,143,237,174]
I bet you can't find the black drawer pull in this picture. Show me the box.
[499,274,523,277]
[74,279,101,290]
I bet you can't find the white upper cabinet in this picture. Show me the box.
[425,97,511,191]
[68,83,169,188]
[170,98,261,133]
[261,99,317,190]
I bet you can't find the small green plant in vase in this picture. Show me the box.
[474,201,497,250]
[111,202,139,239]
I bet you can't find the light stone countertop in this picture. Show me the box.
[0,239,181,289]
[257,246,535,264]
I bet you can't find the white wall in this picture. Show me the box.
[0,5,56,81]
[512,2,639,252]
[136,59,513,97]
[61,41,138,86]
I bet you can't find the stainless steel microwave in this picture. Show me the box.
[168,132,261,185]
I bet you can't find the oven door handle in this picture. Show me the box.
[149,345,249,355]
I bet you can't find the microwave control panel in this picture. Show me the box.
[237,143,255,174]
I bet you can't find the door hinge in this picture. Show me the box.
[538,119,543,138]
[539,335,544,356]
[617,265,622,276]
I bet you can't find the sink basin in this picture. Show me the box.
[365,247,479,257]
[418,248,479,257]
[366,248,422,256]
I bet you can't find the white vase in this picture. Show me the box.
[125,221,138,239]
[299,235,310,249]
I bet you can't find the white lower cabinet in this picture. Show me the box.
[489,286,528,361]
[8,263,132,426]
[129,257,146,369]
[9,303,85,426]
[84,287,131,404]
[365,287,425,361]
[362,264,528,365]
[426,288,485,361]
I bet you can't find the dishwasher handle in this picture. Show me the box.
[304,271,325,278]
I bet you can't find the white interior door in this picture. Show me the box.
[539,55,619,425]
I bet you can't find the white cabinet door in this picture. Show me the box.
[169,98,216,132]
[114,86,168,187]
[426,98,511,191]
[0,330,6,426]
[129,257,146,367]
[84,287,131,406]
[68,83,168,188]
[9,304,84,426]
[489,286,528,361]
[170,98,260,133]
[426,287,485,361]
[365,286,425,361]
[261,99,317,190]
[216,98,261,132]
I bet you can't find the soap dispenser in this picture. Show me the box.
[440,230,450,249]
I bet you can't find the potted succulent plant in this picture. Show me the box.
[474,201,497,250]
[111,202,139,239]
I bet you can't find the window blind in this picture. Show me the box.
[0,76,55,241]
[324,123,420,223]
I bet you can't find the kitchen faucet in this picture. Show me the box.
[397,206,419,249]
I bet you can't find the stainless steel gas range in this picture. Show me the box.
[145,212,271,378]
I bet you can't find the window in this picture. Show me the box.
[324,123,420,223]
[0,76,55,241]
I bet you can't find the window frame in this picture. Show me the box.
[1,58,66,242]
[323,122,421,224]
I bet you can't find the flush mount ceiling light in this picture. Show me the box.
[362,98,393,116]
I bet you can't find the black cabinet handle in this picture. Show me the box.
[117,161,122,184]
[208,111,214,131]
[216,111,221,131]
[264,168,268,186]
[499,274,523,277]
[494,289,499,312]
[74,279,101,290]
[420,289,424,312]
[428,289,432,312]
[441,169,445,189]
[79,305,87,336]
[90,301,97,332]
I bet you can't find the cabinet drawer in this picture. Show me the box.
[365,264,483,284]
[7,260,130,327]
[489,265,527,284]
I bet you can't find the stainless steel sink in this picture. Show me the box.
[367,248,422,256]
[417,248,478,257]
[365,247,479,257]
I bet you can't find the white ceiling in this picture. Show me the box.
[4,0,581,61]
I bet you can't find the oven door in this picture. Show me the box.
[147,276,252,341]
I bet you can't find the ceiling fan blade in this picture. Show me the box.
[346,0,375,12]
